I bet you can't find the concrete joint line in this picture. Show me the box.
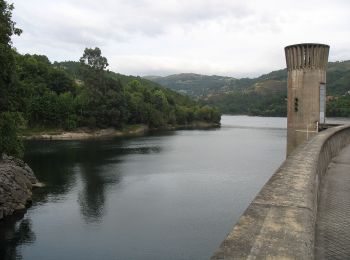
[253,202,314,213]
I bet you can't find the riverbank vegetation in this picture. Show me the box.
[0,0,220,156]
[13,50,220,131]
[0,0,24,157]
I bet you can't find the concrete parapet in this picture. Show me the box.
[211,125,350,259]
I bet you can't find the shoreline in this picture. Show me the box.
[21,122,220,140]
[21,124,149,140]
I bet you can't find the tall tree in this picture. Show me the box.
[79,47,109,95]
[0,0,23,157]
[79,47,108,71]
[0,0,22,111]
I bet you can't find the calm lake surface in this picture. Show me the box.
[0,115,288,260]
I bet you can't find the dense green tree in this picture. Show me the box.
[152,90,169,111]
[0,0,22,112]
[48,69,75,94]
[0,112,24,157]
[79,47,109,95]
[0,0,25,157]
[4,45,221,135]
[327,95,350,117]
[175,106,188,124]
[79,47,108,71]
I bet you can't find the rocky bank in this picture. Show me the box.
[0,154,39,220]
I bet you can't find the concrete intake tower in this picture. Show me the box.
[285,43,330,156]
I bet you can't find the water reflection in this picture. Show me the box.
[0,214,35,260]
[0,137,164,258]
[23,138,164,224]
[77,160,122,223]
[0,118,288,259]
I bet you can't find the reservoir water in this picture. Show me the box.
[0,115,287,260]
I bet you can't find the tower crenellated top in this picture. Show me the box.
[285,43,330,71]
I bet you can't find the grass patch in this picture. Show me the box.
[122,124,145,132]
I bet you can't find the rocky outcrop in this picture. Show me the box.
[0,154,39,220]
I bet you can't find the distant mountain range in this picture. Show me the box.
[143,73,242,96]
[144,60,350,116]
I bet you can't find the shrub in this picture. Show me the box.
[0,112,24,158]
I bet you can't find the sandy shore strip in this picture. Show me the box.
[22,125,149,140]
[21,122,220,140]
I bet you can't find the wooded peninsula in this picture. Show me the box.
[0,1,220,157]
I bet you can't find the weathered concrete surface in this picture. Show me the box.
[315,144,350,259]
[0,154,39,220]
[285,43,330,156]
[212,125,350,259]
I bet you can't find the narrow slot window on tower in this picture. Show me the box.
[294,97,299,112]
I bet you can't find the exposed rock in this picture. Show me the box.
[0,154,39,220]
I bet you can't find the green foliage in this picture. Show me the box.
[0,0,22,112]
[152,89,169,111]
[0,1,22,45]
[146,73,241,97]
[327,95,350,117]
[6,48,220,132]
[204,91,287,117]
[0,112,24,157]
[149,62,350,117]
[79,47,110,96]
[195,105,221,123]
[79,47,108,71]
[48,68,75,94]
[0,0,25,158]
[1,1,220,135]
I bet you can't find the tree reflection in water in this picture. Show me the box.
[75,139,162,223]
[0,213,35,260]
[0,136,165,258]
[77,158,122,223]
[23,137,165,224]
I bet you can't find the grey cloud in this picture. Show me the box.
[11,0,350,77]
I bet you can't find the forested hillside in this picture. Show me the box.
[1,0,220,158]
[11,50,221,132]
[146,61,350,117]
[0,1,220,158]
[144,73,241,96]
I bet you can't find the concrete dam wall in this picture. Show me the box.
[212,124,350,259]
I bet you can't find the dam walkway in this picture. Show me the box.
[315,144,350,259]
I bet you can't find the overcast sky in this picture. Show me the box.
[11,0,350,78]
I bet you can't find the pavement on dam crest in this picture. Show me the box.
[315,144,350,259]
